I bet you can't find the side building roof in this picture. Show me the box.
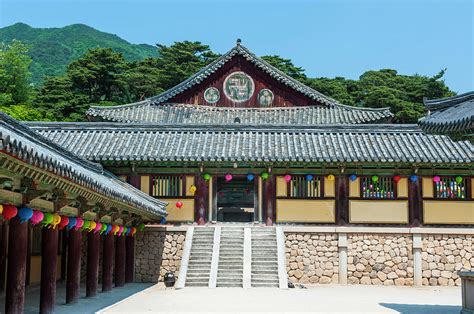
[28,122,473,167]
[419,92,474,136]
[0,112,167,219]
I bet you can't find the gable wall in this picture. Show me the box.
[170,55,319,108]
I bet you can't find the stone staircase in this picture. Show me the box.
[185,227,214,287]
[216,227,244,287]
[251,228,280,287]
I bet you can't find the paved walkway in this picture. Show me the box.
[100,284,462,313]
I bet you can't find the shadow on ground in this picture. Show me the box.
[380,302,461,314]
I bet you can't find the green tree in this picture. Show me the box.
[0,40,32,106]
[261,55,307,81]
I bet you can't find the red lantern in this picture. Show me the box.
[58,215,69,230]
[393,175,401,183]
[2,205,17,220]
[176,201,183,209]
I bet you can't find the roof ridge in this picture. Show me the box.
[423,91,474,110]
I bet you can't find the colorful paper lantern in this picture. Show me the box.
[306,174,313,181]
[284,174,292,183]
[67,217,77,230]
[89,221,97,232]
[18,207,33,223]
[371,175,379,183]
[0,205,3,215]
[75,217,84,230]
[189,185,197,194]
[225,174,233,182]
[94,222,102,234]
[247,173,255,182]
[433,176,441,183]
[410,175,418,182]
[261,172,270,180]
[51,213,61,229]
[30,210,44,226]
[112,225,119,235]
[393,175,401,183]
[203,173,211,181]
[131,227,137,236]
[138,223,145,232]
[118,226,124,236]
[123,226,128,235]
[349,174,357,181]
[327,174,335,181]
[58,215,69,230]
[82,220,90,231]
[1,205,17,220]
[176,201,183,209]
[455,176,463,184]
[41,212,53,227]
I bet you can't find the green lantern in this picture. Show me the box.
[138,223,145,232]
[203,173,211,181]
[82,220,90,231]
[372,175,379,183]
[261,172,270,180]
[455,176,463,184]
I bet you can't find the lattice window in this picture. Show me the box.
[289,176,322,198]
[361,176,396,199]
[151,175,184,197]
[434,176,467,199]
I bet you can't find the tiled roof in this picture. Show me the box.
[28,122,473,166]
[86,102,393,125]
[419,92,474,135]
[86,42,393,124]
[0,113,167,218]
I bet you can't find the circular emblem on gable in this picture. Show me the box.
[258,89,274,107]
[204,87,220,104]
[223,71,254,103]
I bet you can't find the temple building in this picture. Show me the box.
[26,40,473,227]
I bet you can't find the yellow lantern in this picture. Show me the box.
[327,174,335,181]
[51,213,61,229]
[0,204,3,215]
[189,185,197,194]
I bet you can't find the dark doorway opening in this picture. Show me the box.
[216,176,255,222]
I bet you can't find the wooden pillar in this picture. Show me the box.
[102,233,114,292]
[40,227,58,314]
[60,230,67,282]
[263,175,276,226]
[65,229,82,304]
[125,236,135,283]
[408,178,422,226]
[86,232,100,297]
[195,175,208,225]
[0,222,8,294]
[115,236,125,287]
[5,216,28,314]
[336,175,349,225]
[25,225,32,287]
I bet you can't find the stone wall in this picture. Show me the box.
[285,233,339,284]
[135,230,185,282]
[421,234,473,286]
[347,234,413,286]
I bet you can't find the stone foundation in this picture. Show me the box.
[134,230,185,282]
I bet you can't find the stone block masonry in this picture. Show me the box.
[135,230,185,282]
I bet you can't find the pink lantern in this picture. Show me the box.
[75,217,84,230]
[94,222,102,234]
[176,201,183,209]
[118,225,124,236]
[284,174,292,183]
[30,210,44,226]
[433,176,441,183]
[225,174,233,182]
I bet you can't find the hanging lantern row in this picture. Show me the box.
[0,205,146,237]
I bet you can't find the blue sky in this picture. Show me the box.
[1,0,472,93]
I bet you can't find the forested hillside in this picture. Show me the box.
[0,23,455,123]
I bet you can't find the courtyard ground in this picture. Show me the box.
[99,283,462,313]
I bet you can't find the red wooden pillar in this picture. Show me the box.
[66,229,82,304]
[40,227,59,314]
[125,236,135,283]
[115,236,125,287]
[408,177,422,226]
[195,175,208,225]
[0,222,8,294]
[102,233,114,292]
[336,175,349,225]
[5,216,28,314]
[263,175,276,226]
[86,232,100,297]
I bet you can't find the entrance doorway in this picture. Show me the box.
[216,176,256,222]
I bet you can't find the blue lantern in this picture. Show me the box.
[247,173,255,182]
[18,207,33,224]
[67,217,77,230]
[160,217,167,225]
[105,224,112,235]
[306,174,313,181]
[349,174,357,181]
[410,175,418,182]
